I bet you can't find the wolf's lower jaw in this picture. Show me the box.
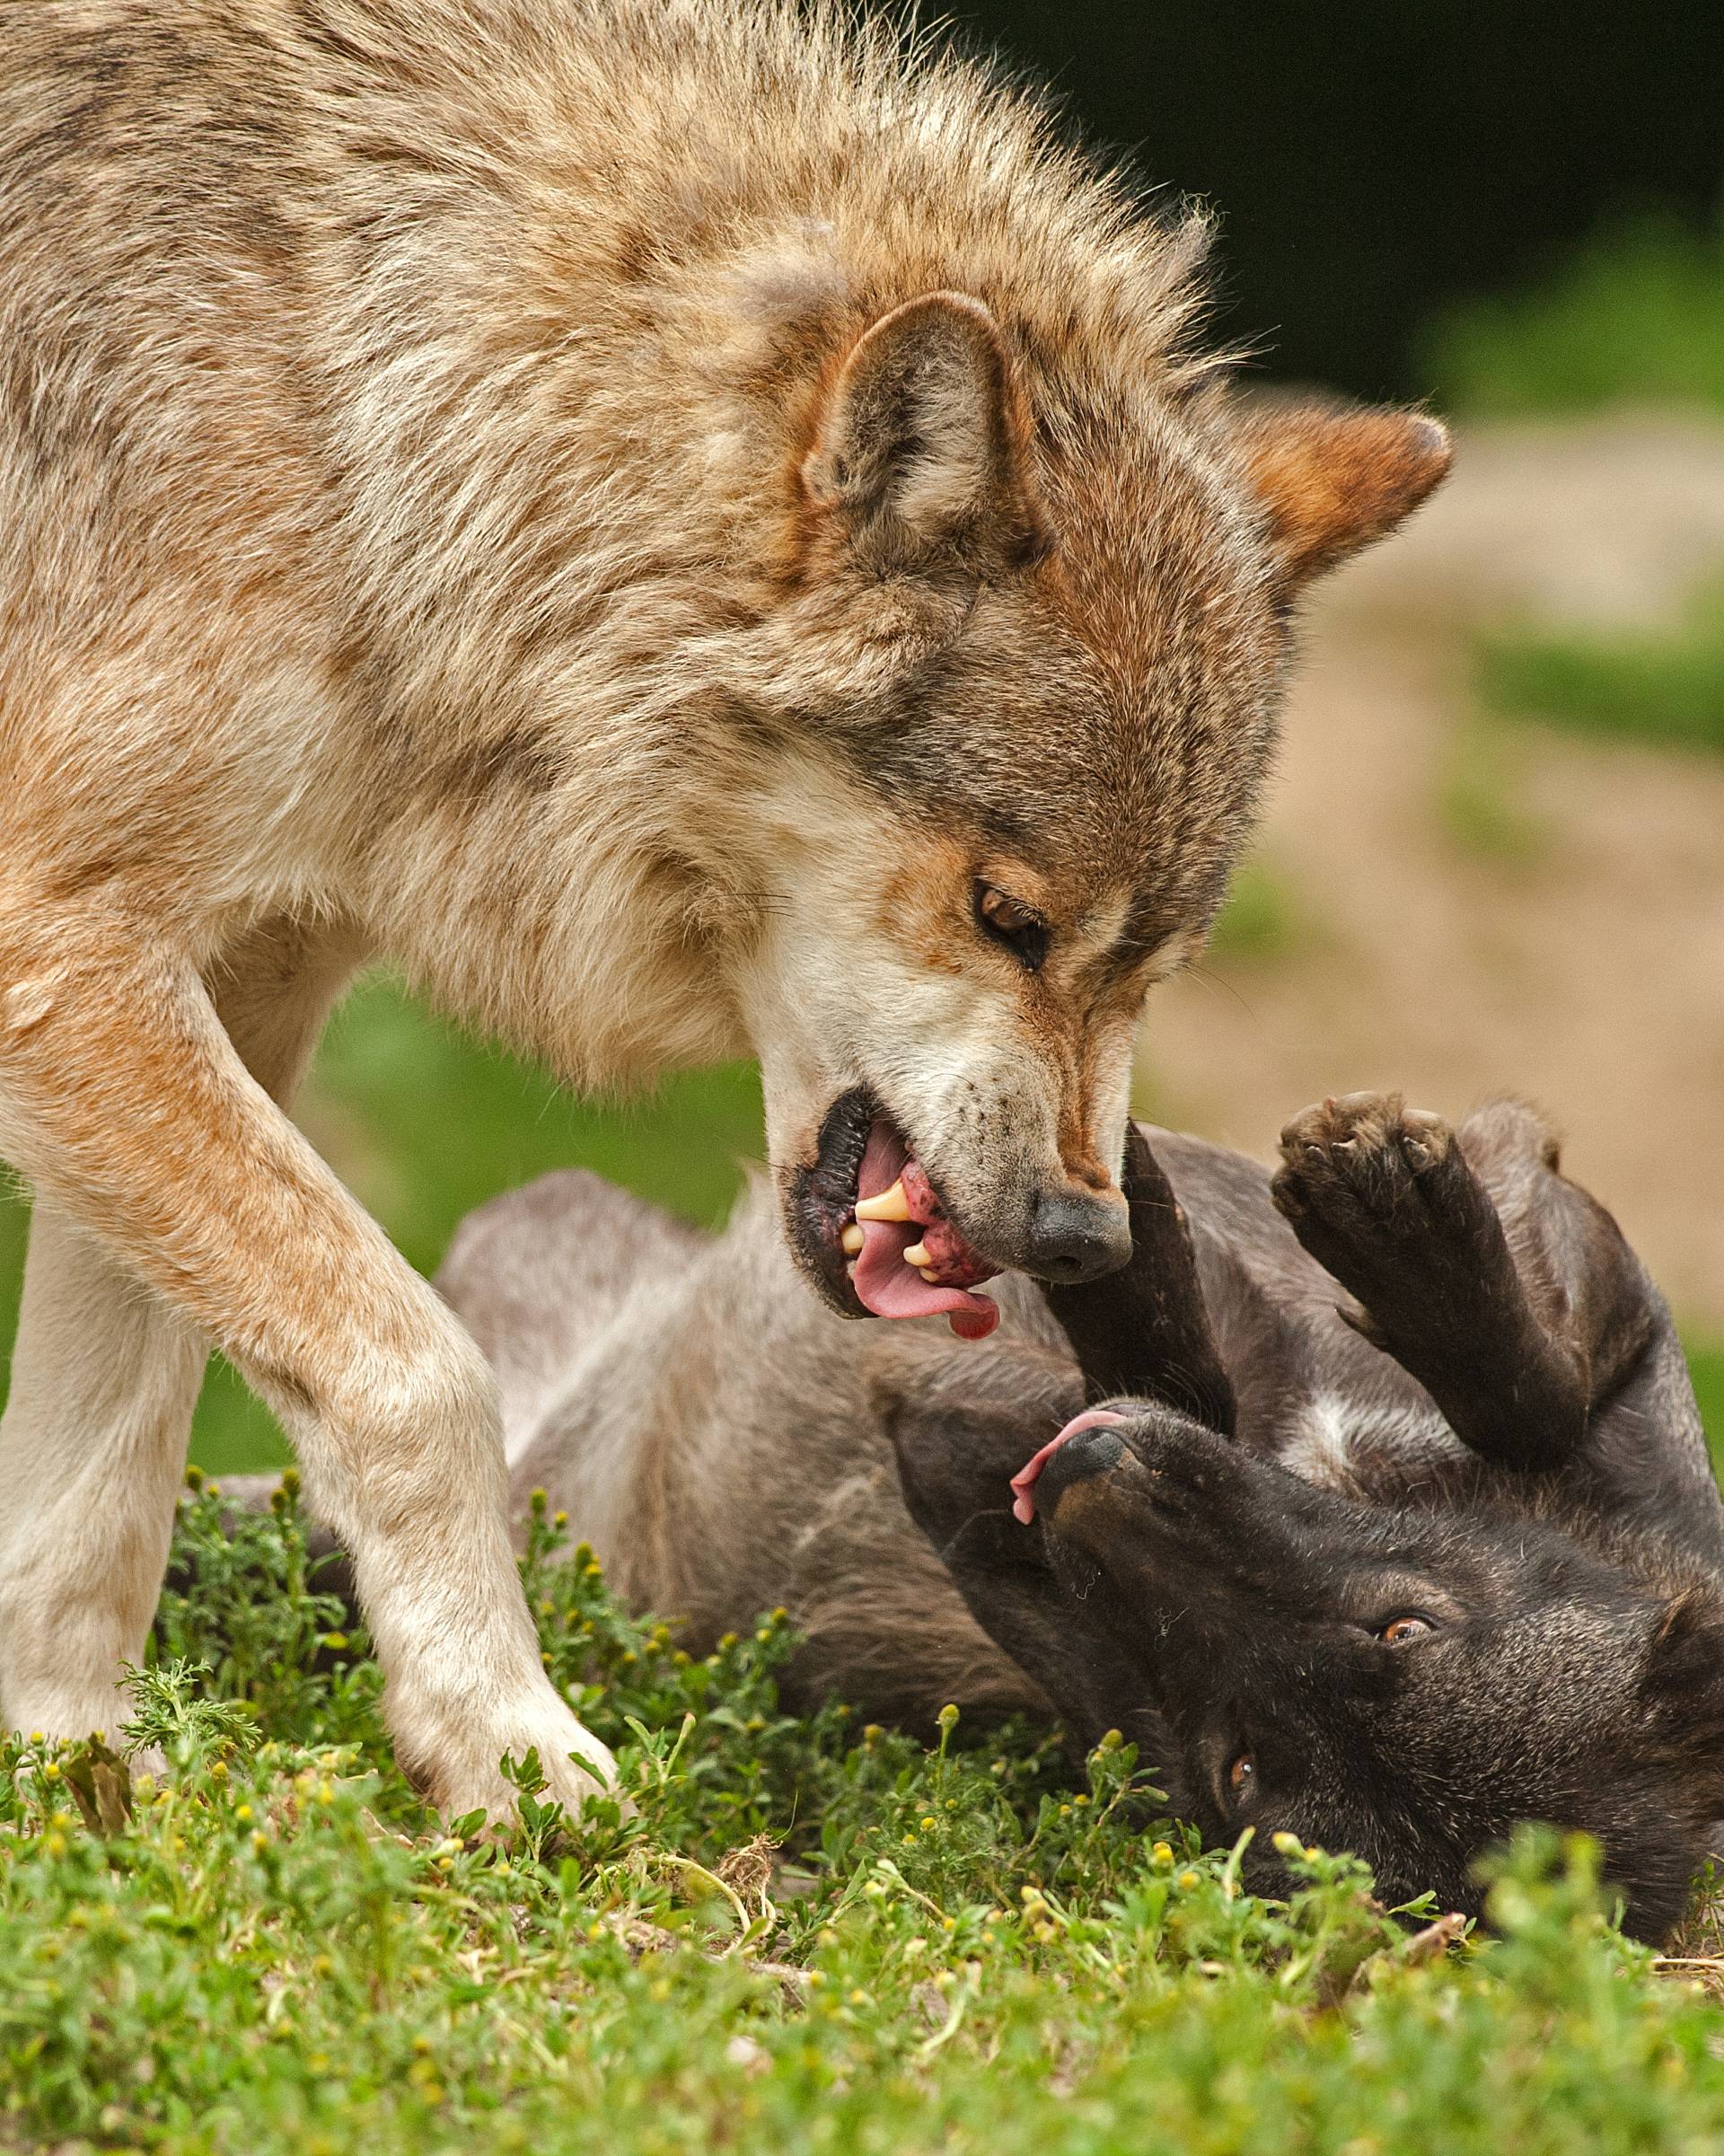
[786,1090,999,1338]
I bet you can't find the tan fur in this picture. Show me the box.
[0,0,1447,1812]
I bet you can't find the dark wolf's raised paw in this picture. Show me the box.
[1269,1089,1512,1353]
[1271,1090,1592,1470]
[1271,1091,1473,1251]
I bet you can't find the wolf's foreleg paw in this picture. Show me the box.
[1271,1091,1473,1245]
[1268,1089,1517,1357]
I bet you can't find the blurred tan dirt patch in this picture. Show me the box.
[1142,416,1724,1330]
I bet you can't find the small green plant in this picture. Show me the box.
[120,1657,260,1767]
[155,1468,388,1771]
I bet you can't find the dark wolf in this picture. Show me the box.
[430,1092,1723,1940]
[0,0,1446,1810]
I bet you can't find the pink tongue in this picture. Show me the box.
[851,1122,999,1342]
[1010,1408,1129,1524]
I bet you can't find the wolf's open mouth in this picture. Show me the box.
[788,1089,1000,1340]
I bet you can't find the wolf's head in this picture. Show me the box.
[714,292,1448,1324]
[999,1410,1724,1942]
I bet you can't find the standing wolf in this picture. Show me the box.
[0,0,1447,1817]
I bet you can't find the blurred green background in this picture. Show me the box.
[962,0,1723,405]
[2,1,1722,1471]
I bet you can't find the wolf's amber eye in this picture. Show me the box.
[1227,1753,1254,1800]
[1378,1615,1435,1644]
[975,883,1049,972]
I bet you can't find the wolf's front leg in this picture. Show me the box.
[1044,1122,1235,1435]
[0,1207,207,1740]
[0,919,351,1744]
[0,913,613,1818]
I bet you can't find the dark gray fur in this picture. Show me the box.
[238,1091,1724,1940]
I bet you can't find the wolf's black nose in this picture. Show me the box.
[1025,1189,1133,1283]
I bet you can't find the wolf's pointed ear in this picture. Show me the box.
[1235,400,1451,590]
[800,292,1047,578]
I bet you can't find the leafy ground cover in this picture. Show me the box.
[5,1479,1724,2155]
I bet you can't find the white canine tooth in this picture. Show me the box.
[840,1221,866,1256]
[902,1241,931,1269]
[855,1179,911,1223]
[918,1268,940,1284]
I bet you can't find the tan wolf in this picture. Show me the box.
[0,0,1447,1817]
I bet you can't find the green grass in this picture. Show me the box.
[6,1482,1724,2155]
[1426,202,1724,417]
[1474,587,1724,758]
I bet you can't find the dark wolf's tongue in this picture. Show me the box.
[852,1121,999,1342]
[1010,1408,1129,1524]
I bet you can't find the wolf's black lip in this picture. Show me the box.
[785,1085,876,1319]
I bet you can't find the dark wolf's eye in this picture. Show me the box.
[975,883,1049,972]
[1227,1752,1254,1801]
[1377,1614,1436,1644]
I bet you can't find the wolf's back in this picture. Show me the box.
[0,0,1213,715]
[0,0,1212,471]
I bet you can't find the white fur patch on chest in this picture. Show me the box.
[1281,1391,1465,1492]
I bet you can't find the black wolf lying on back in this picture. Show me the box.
[333,1092,1722,1939]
